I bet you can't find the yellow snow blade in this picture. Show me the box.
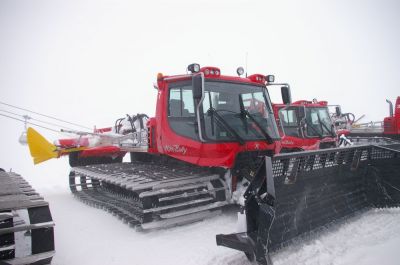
[27,127,60,165]
[27,127,87,165]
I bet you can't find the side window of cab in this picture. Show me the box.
[280,109,298,126]
[279,108,300,137]
[167,83,197,140]
[169,87,195,117]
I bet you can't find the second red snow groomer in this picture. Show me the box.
[273,99,337,151]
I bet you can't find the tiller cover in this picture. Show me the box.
[217,144,400,265]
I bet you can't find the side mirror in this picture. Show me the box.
[281,86,292,105]
[193,73,204,100]
[335,106,342,116]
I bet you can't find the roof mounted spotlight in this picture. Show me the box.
[236,67,245,77]
[187,63,201,73]
[266,75,275,83]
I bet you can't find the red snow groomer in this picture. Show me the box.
[26,65,400,264]
[272,99,337,152]
[28,64,284,229]
[330,97,400,145]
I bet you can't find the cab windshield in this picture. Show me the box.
[305,107,333,137]
[200,81,280,142]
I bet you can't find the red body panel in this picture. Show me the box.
[384,97,400,136]
[56,138,90,148]
[273,100,328,110]
[56,130,122,158]
[80,146,125,158]
[94,127,112,133]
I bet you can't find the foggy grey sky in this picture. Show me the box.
[1,0,400,120]
[1,0,400,173]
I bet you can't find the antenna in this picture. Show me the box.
[245,52,248,77]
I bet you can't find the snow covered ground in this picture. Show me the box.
[12,157,400,265]
[48,191,400,265]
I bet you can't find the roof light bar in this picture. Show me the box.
[200,67,221,77]
[248,74,266,84]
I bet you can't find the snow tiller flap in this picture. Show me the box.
[216,143,400,265]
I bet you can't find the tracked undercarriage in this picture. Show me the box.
[0,170,55,265]
[69,159,231,229]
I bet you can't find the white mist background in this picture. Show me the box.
[0,1,400,264]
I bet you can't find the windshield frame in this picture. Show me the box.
[304,106,335,138]
[197,79,280,143]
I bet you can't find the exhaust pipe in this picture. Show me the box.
[386,99,394,117]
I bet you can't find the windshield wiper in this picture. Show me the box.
[317,114,335,137]
[242,110,273,144]
[304,118,323,138]
[207,108,245,145]
[238,95,249,134]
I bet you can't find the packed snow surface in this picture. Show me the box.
[12,158,400,265]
